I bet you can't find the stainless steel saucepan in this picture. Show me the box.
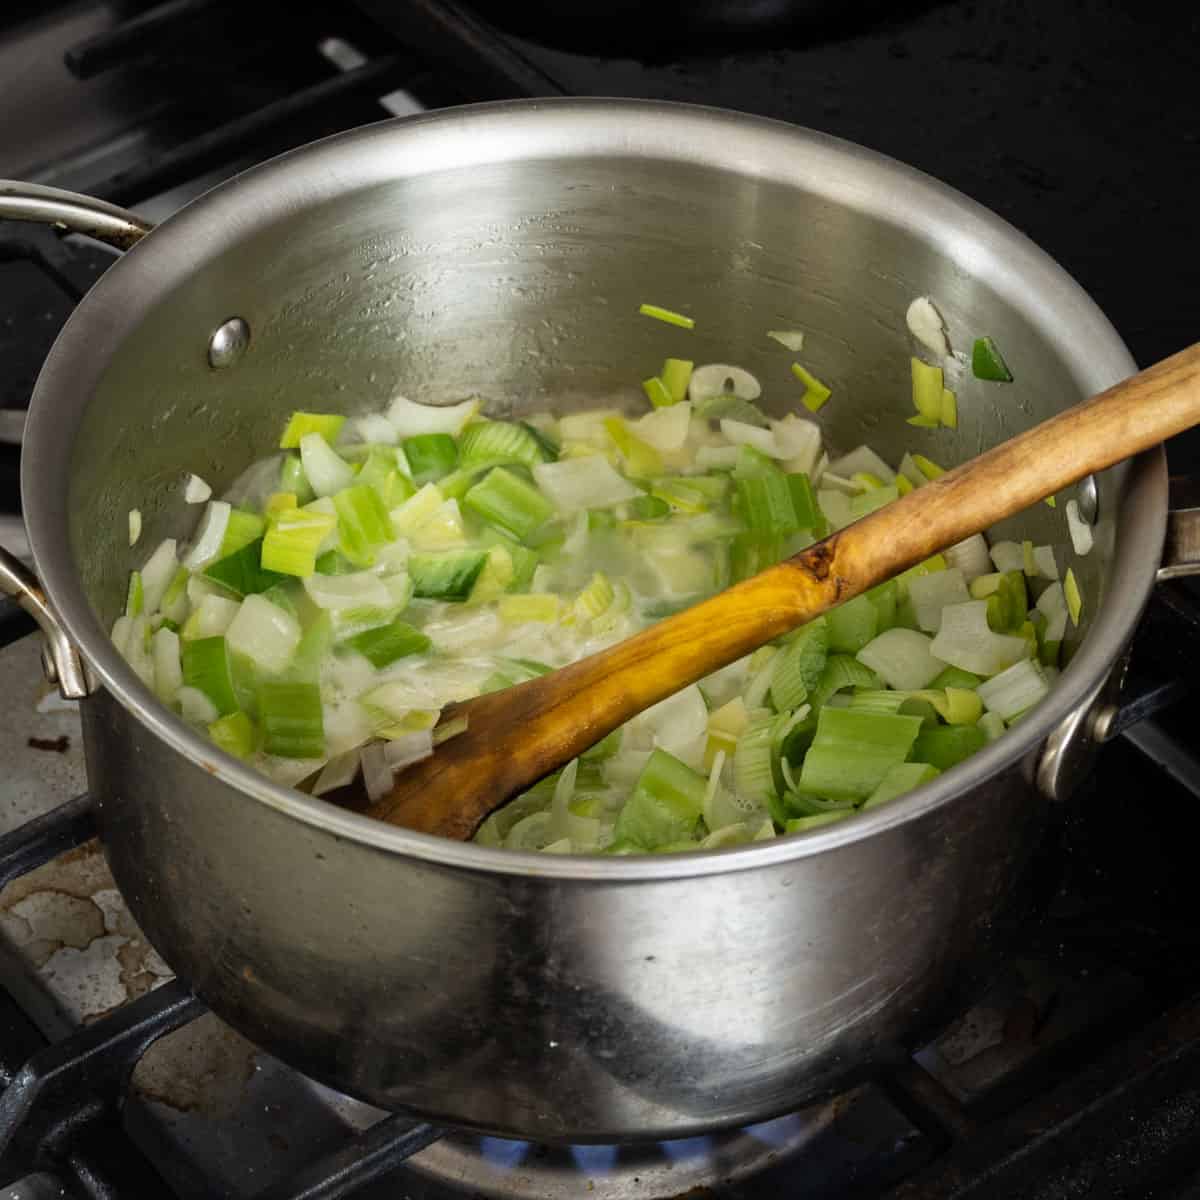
[2,100,1198,1142]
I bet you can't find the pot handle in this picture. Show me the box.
[0,180,154,250]
[0,550,93,698]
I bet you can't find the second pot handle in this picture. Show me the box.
[0,548,92,698]
[0,180,154,251]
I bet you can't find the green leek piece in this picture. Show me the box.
[334,484,394,565]
[266,492,297,518]
[629,494,671,521]
[796,707,923,801]
[463,467,554,542]
[343,618,431,667]
[734,713,779,804]
[911,454,945,481]
[125,571,143,618]
[849,483,899,521]
[279,454,314,505]
[866,579,898,631]
[409,549,488,600]
[896,474,914,496]
[613,748,706,848]
[906,414,940,428]
[941,388,958,429]
[1064,567,1083,626]
[661,358,693,404]
[604,417,663,478]
[971,336,1014,382]
[910,687,983,725]
[787,473,826,535]
[181,636,239,716]
[208,710,256,760]
[985,570,1028,633]
[862,762,940,809]
[930,665,982,690]
[638,303,694,330]
[520,421,559,462]
[692,391,769,427]
[402,433,458,485]
[477,526,539,591]
[258,680,325,759]
[458,420,553,472]
[261,507,337,577]
[642,376,673,408]
[588,509,617,533]
[770,618,829,712]
[847,689,909,715]
[160,567,190,620]
[911,724,986,770]
[731,444,778,480]
[650,478,713,513]
[733,472,800,536]
[1045,495,1057,509]
[811,654,881,709]
[777,790,857,819]
[356,448,415,509]
[468,546,516,605]
[498,593,560,623]
[826,593,879,654]
[790,362,831,412]
[730,532,783,583]
[314,551,356,575]
[910,358,944,419]
[221,509,266,557]
[288,612,333,683]
[203,539,285,598]
[279,411,345,448]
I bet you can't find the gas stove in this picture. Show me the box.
[4,2,1200,1197]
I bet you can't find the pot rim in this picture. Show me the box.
[22,97,1164,880]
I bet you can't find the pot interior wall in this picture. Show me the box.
[68,153,1110,636]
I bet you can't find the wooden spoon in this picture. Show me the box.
[363,343,1200,840]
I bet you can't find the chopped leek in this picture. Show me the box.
[862,761,940,810]
[796,707,923,801]
[613,749,705,848]
[208,710,257,760]
[402,433,458,485]
[911,724,987,770]
[790,362,831,412]
[181,636,239,716]
[409,549,488,600]
[660,358,693,404]
[971,336,1013,382]
[642,376,673,408]
[261,507,337,578]
[258,681,324,759]
[299,433,354,498]
[343,618,431,668]
[279,411,345,448]
[458,420,552,472]
[464,467,553,542]
[910,358,944,420]
[1064,568,1083,626]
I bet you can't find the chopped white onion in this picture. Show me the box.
[908,567,970,633]
[1033,544,1060,580]
[719,419,781,457]
[771,414,822,474]
[382,730,435,771]
[549,757,578,842]
[224,594,301,675]
[694,446,741,470]
[360,742,394,803]
[303,571,394,612]
[184,474,212,504]
[978,658,1050,720]
[905,296,951,358]
[634,401,692,451]
[856,628,944,690]
[1037,582,1069,643]
[178,685,219,725]
[349,413,399,445]
[533,456,641,513]
[929,601,1029,676]
[688,363,762,403]
[1066,499,1094,556]
[558,409,621,443]
[124,616,154,687]
[299,433,354,498]
[767,330,806,352]
[152,627,183,705]
[979,711,1007,742]
[139,538,179,615]
[817,472,862,496]
[627,684,709,755]
[128,509,142,547]
[816,489,854,531]
[897,453,928,490]
[110,615,133,658]
[827,446,897,485]
[183,501,231,569]
[386,394,480,438]
[988,540,1026,575]
[188,594,241,638]
[312,749,362,795]
[944,534,992,584]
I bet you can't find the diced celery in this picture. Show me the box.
[613,749,706,848]
[734,472,800,536]
[181,636,239,716]
[770,618,829,712]
[911,724,986,770]
[638,303,694,329]
[261,507,337,578]
[463,467,554,542]
[729,532,783,583]
[258,681,324,759]
[343,618,431,668]
[208,710,257,760]
[786,473,825,535]
[402,433,458,485]
[279,411,345,448]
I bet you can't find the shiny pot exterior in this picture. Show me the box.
[17,101,1165,1139]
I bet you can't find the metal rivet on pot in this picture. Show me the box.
[208,317,250,369]
[1076,474,1098,524]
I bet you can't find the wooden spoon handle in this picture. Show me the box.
[369,342,1200,839]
